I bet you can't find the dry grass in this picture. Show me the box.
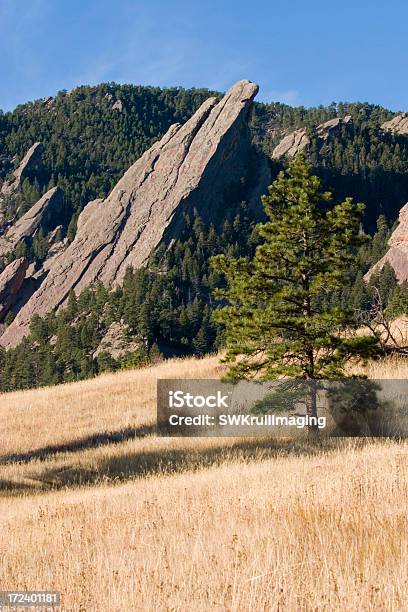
[0,354,224,457]
[1,354,408,610]
[351,354,408,379]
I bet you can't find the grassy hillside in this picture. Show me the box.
[1,354,408,610]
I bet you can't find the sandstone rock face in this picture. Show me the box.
[0,143,43,196]
[93,321,141,359]
[0,80,269,348]
[43,96,54,109]
[112,99,123,112]
[381,114,408,136]
[365,202,408,282]
[272,115,352,159]
[47,225,63,245]
[0,258,28,320]
[272,128,310,159]
[316,115,352,140]
[0,187,64,256]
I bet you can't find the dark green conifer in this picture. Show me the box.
[212,155,379,430]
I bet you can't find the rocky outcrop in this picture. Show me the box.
[0,258,28,320]
[316,115,351,139]
[43,96,54,109]
[0,80,269,348]
[272,115,352,159]
[272,129,310,159]
[0,143,43,196]
[112,99,123,112]
[47,225,63,245]
[93,321,141,359]
[0,187,64,256]
[365,202,408,282]
[381,114,408,136]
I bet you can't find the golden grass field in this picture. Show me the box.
[1,354,408,610]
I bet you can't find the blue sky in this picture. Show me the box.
[1,0,407,112]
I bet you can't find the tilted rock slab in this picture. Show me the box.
[272,115,352,159]
[381,114,408,136]
[0,142,43,196]
[0,187,64,256]
[316,115,351,140]
[272,128,310,159]
[0,80,268,348]
[365,202,408,282]
[0,258,28,321]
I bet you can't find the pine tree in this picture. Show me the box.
[370,263,397,305]
[211,155,379,431]
[349,271,371,312]
[387,281,408,318]
[193,307,214,355]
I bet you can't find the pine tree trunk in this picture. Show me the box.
[306,378,318,433]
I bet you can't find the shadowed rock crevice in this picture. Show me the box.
[0,258,28,321]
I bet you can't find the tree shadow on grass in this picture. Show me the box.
[0,429,374,497]
[0,478,36,492]
[40,435,367,490]
[0,423,158,465]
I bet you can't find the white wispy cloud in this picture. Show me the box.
[267,89,301,105]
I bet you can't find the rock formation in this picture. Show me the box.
[93,321,141,359]
[272,128,310,159]
[0,258,28,320]
[316,116,352,139]
[0,80,269,348]
[381,114,408,136]
[365,202,408,282]
[272,115,352,159]
[0,143,43,196]
[112,99,123,112]
[43,96,54,109]
[0,187,64,256]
